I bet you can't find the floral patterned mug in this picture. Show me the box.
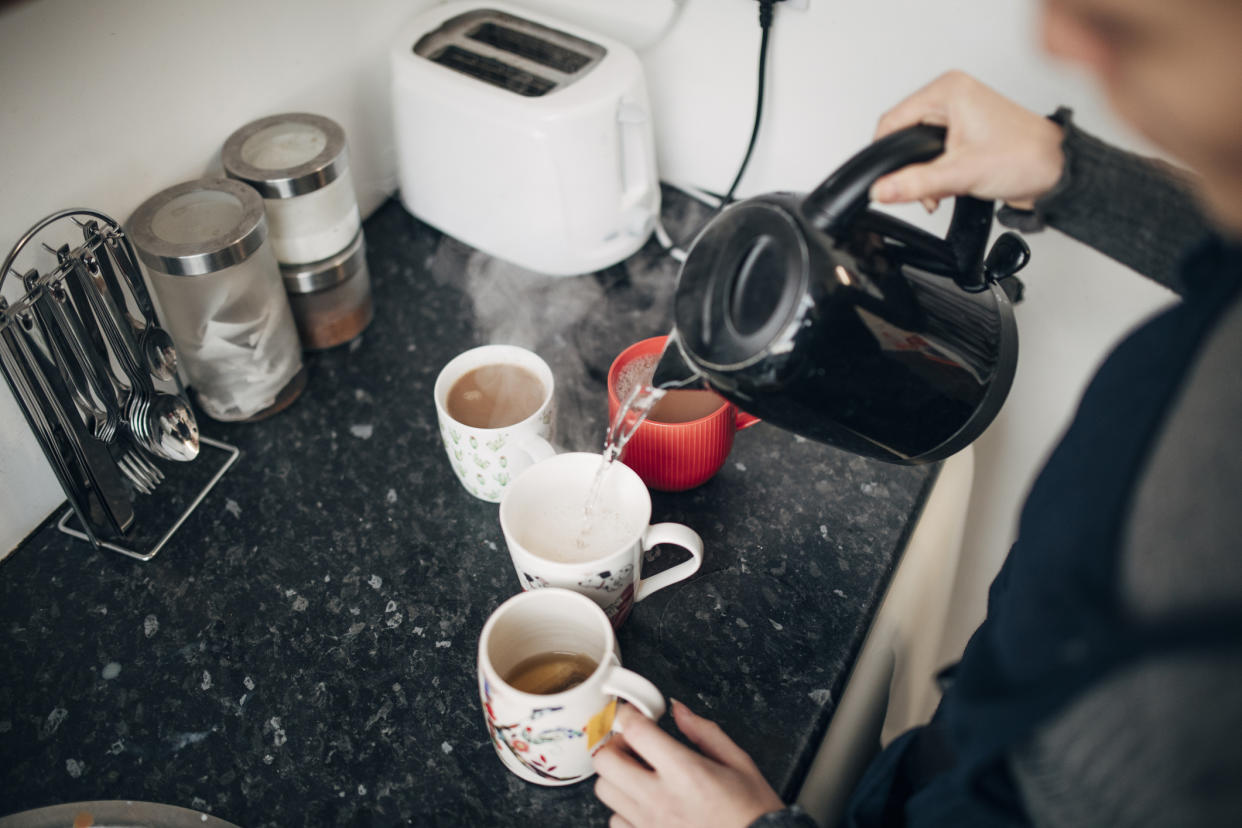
[434,345,556,502]
[478,588,665,786]
[499,452,704,627]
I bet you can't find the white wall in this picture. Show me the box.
[633,0,1175,662]
[0,0,437,555]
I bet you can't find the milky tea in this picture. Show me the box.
[615,354,725,424]
[446,363,546,429]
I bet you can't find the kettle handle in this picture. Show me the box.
[801,124,993,291]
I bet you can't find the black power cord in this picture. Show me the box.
[655,0,782,260]
[721,0,780,206]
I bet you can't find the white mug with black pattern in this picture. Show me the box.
[499,452,704,627]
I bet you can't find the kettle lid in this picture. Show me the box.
[673,198,811,369]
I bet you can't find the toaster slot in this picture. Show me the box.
[413,9,607,96]
[430,45,555,97]
[467,22,593,74]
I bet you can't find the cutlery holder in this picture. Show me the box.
[1,209,239,561]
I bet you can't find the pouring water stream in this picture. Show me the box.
[576,381,667,551]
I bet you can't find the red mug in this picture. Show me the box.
[607,336,760,492]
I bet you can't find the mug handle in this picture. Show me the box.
[601,665,666,721]
[735,409,761,430]
[635,523,704,602]
[512,434,556,469]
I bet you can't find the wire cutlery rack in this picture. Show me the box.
[1,209,238,561]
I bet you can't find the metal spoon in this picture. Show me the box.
[73,253,196,464]
[87,224,180,383]
[133,391,200,462]
[143,325,178,382]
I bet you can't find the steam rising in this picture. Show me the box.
[430,188,713,454]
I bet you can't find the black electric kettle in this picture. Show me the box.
[652,125,1030,464]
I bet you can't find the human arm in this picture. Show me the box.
[870,71,1213,294]
[592,699,805,828]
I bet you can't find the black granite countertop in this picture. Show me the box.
[0,191,936,827]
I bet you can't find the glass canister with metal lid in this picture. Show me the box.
[221,112,361,266]
[128,177,306,422]
[280,229,373,350]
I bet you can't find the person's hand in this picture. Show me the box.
[593,699,785,828]
[869,70,1066,212]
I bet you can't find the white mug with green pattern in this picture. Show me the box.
[435,345,557,502]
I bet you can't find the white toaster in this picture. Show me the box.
[390,1,660,276]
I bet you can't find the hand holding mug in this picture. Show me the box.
[594,700,784,828]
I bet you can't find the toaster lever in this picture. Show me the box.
[618,100,655,217]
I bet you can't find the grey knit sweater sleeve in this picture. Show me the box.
[997,109,1213,295]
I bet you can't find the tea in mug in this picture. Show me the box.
[447,363,545,429]
[504,651,599,694]
[616,354,725,423]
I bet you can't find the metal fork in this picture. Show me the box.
[117,447,164,495]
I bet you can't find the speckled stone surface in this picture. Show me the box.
[0,191,936,827]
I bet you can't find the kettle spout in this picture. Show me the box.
[652,333,704,391]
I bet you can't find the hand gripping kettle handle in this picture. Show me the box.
[800,124,993,291]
